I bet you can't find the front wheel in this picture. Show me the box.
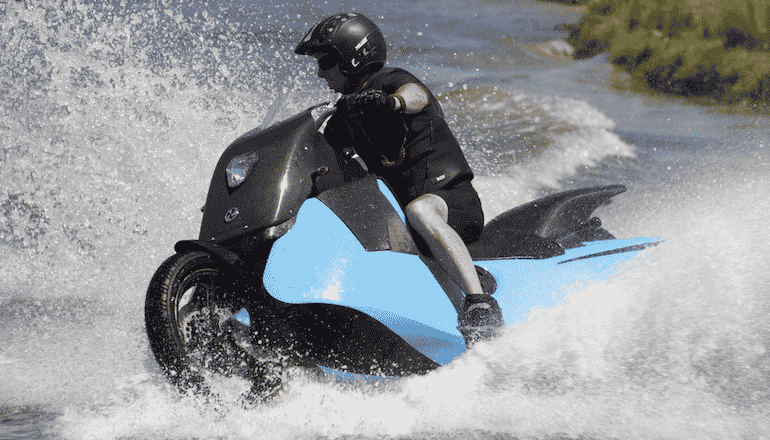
[145,251,261,394]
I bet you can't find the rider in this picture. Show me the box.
[295,13,503,345]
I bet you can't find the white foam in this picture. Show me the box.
[471,92,636,219]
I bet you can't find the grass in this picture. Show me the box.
[563,0,770,103]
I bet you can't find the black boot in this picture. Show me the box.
[458,294,504,347]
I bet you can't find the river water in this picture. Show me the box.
[1,0,768,439]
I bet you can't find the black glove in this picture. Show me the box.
[322,112,352,149]
[338,89,398,115]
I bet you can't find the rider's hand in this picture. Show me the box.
[338,89,400,115]
[323,112,350,148]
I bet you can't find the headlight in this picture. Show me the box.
[226,152,259,188]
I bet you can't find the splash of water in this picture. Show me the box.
[0,0,318,407]
[0,0,320,296]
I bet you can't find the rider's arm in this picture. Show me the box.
[391,83,429,114]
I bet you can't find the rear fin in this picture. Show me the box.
[470,185,626,259]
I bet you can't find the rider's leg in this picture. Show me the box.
[406,193,504,345]
[405,194,483,296]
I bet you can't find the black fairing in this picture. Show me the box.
[199,110,339,244]
[317,177,418,254]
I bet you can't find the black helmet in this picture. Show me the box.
[295,13,386,76]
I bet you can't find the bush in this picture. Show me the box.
[566,0,770,102]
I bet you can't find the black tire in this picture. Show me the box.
[145,251,255,394]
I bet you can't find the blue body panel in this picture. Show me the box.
[262,181,657,366]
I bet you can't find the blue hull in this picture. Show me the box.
[253,181,660,368]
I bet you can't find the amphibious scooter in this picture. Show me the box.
[145,98,659,397]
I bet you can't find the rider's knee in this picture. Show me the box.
[405,195,449,236]
[406,195,442,223]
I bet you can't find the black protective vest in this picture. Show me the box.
[325,67,474,206]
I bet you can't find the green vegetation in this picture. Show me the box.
[565,0,770,103]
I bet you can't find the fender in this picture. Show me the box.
[175,214,295,279]
[174,239,249,279]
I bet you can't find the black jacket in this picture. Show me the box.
[324,67,474,206]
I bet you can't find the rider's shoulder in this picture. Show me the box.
[370,66,427,90]
[380,66,419,81]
